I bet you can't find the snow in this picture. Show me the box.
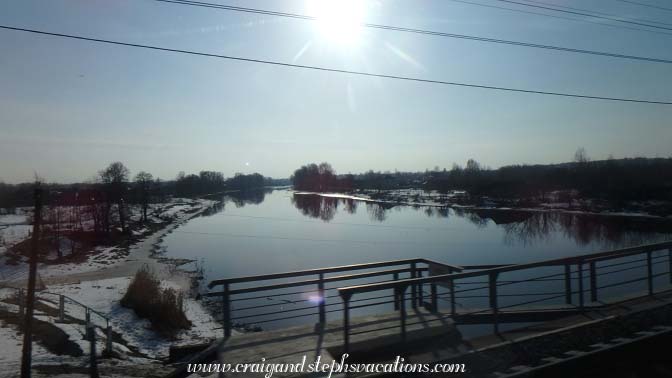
[43,277,220,358]
[0,214,27,225]
[0,225,32,254]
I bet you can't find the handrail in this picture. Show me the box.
[40,291,109,323]
[333,240,672,353]
[338,241,672,295]
[205,267,427,297]
[207,258,466,337]
[208,258,462,288]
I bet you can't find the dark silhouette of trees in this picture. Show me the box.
[424,157,672,211]
[100,162,130,234]
[227,173,265,191]
[175,171,225,197]
[134,171,153,223]
[291,163,335,191]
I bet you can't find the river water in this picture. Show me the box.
[161,188,672,332]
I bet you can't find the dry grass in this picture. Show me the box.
[121,265,191,338]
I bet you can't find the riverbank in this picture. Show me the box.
[0,197,225,376]
[295,189,672,219]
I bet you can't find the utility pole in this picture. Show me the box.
[20,185,42,378]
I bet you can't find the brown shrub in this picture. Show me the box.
[121,265,191,338]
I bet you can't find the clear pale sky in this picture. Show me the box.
[1,0,671,183]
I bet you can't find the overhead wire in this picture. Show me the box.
[1,25,670,105]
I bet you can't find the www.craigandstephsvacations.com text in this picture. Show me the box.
[187,355,466,377]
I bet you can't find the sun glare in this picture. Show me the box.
[307,0,365,46]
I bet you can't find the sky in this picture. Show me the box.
[0,0,671,183]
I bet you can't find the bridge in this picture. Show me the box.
[167,240,672,377]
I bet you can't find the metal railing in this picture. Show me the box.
[206,258,463,337]
[336,241,672,352]
[13,289,114,357]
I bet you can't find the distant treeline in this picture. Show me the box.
[425,157,672,204]
[291,157,672,205]
[0,164,286,211]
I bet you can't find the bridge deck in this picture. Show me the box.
[214,307,460,373]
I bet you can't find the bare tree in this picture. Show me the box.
[100,162,130,233]
[134,171,153,223]
[574,147,590,163]
[46,202,66,259]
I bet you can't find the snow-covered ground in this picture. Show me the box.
[43,277,220,358]
[0,198,221,376]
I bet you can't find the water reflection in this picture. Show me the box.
[290,194,398,222]
[291,193,672,247]
[290,194,359,221]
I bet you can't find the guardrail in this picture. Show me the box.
[206,258,464,337]
[13,289,114,356]
[336,240,672,352]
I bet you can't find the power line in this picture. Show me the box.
[491,0,672,31]
[514,0,672,27]
[217,213,466,232]
[613,0,672,12]
[446,0,672,36]
[150,0,672,65]
[172,229,451,246]
[2,25,670,105]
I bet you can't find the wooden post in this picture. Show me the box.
[341,293,351,354]
[564,264,572,305]
[647,250,654,296]
[430,283,438,313]
[21,186,41,378]
[578,262,584,310]
[222,283,231,337]
[590,262,598,302]
[87,325,99,378]
[489,272,499,334]
[58,295,65,323]
[410,262,417,309]
[85,308,90,326]
[105,324,113,355]
[317,273,326,326]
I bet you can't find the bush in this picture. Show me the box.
[121,265,191,337]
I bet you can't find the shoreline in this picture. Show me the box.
[293,190,672,220]
[0,197,219,289]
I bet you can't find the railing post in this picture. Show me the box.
[410,262,417,309]
[417,269,424,308]
[85,308,90,325]
[105,323,113,355]
[668,248,672,285]
[58,295,65,323]
[318,273,326,326]
[489,272,499,334]
[430,283,438,313]
[564,264,572,305]
[590,261,598,302]
[399,286,407,342]
[341,293,351,354]
[222,283,231,338]
[393,272,400,310]
[647,250,654,296]
[449,279,456,317]
[87,324,99,378]
[578,262,584,310]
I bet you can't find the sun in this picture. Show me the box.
[306,0,366,46]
